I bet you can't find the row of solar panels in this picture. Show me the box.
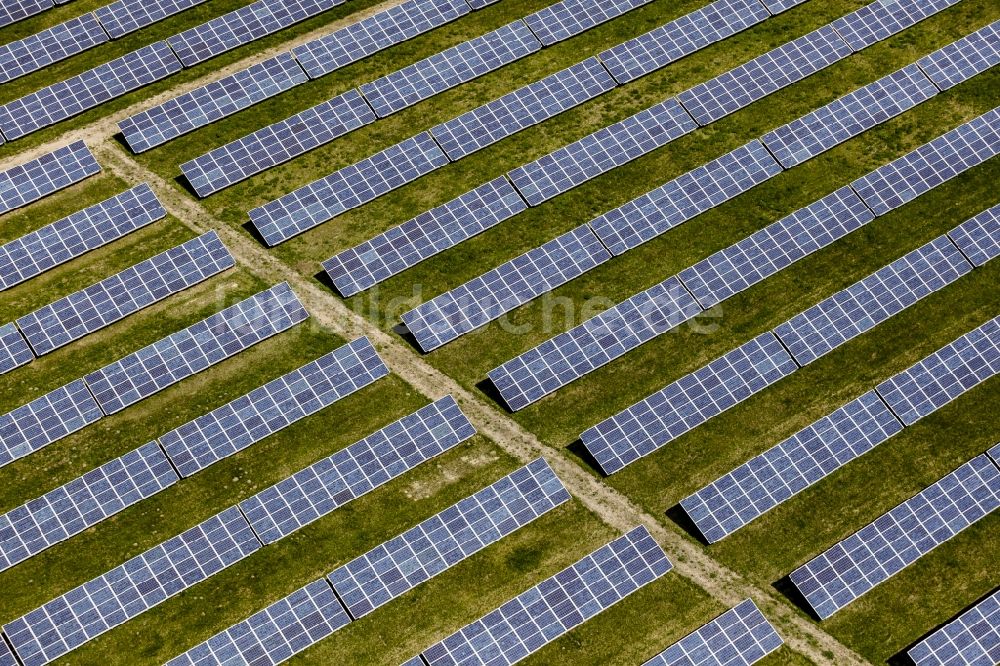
[0,0,73,31]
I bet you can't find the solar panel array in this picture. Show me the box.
[4,506,262,666]
[0,0,54,29]
[789,454,1000,620]
[322,176,528,297]
[831,0,961,53]
[590,140,783,256]
[160,336,389,477]
[948,201,1000,267]
[759,0,808,13]
[761,63,938,168]
[679,390,903,543]
[917,19,1000,91]
[0,41,182,141]
[401,225,611,352]
[329,457,571,619]
[506,98,697,206]
[581,332,798,475]
[239,395,476,544]
[0,323,33,376]
[0,441,178,573]
[248,132,448,246]
[488,276,703,412]
[359,20,542,118]
[119,52,308,153]
[908,588,1000,666]
[0,13,108,84]
[0,141,100,217]
[16,231,235,356]
[84,282,308,415]
[95,0,209,39]
[420,526,672,666]
[523,0,653,46]
[430,57,617,161]
[180,89,376,198]
[676,25,853,126]
[0,183,165,291]
[642,599,783,666]
[875,315,1000,426]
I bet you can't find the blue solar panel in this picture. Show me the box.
[95,0,209,39]
[759,0,808,14]
[84,282,309,415]
[249,132,448,246]
[832,0,962,53]
[523,0,653,46]
[0,141,100,217]
[239,395,476,544]
[948,201,1000,267]
[322,176,528,297]
[160,336,389,477]
[991,443,1000,466]
[329,457,570,619]
[488,276,703,412]
[581,332,798,475]
[0,0,54,29]
[790,454,1000,620]
[680,390,903,543]
[589,140,783,256]
[908,588,1000,666]
[401,225,611,352]
[918,19,1000,91]
[0,13,109,84]
[0,323,33,376]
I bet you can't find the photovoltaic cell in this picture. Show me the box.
[0,323,33,376]
[590,140,783,256]
[95,0,210,39]
[581,332,798,475]
[506,98,698,206]
[239,395,476,544]
[991,443,1000,466]
[0,0,54,29]
[4,506,262,666]
[321,176,528,297]
[0,141,100,217]
[16,231,235,356]
[180,88,376,198]
[84,282,309,415]
[759,0,808,13]
[908,588,1000,666]
[679,390,903,543]
[488,276,703,412]
[401,225,611,352]
[947,201,1000,267]
[917,19,1000,91]
[0,441,178,573]
[831,0,962,53]
[159,336,389,478]
[789,454,1000,620]
[329,458,571,619]
[420,526,672,666]
[0,183,165,291]
[523,0,653,46]
[0,13,109,84]
[430,57,617,161]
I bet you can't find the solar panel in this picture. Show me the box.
[84,282,309,415]
[119,52,308,153]
[948,201,1000,267]
[160,336,389,478]
[359,20,542,118]
[789,454,1000,620]
[589,140,783,256]
[0,441,178,573]
[430,57,617,161]
[774,235,973,366]
[679,390,903,543]
[875,315,1000,426]
[322,176,528,297]
[581,332,798,475]
[488,275,703,412]
[677,25,852,126]
[0,183,165,291]
[0,42,182,141]
[643,599,783,666]
[0,0,54,29]
[523,0,653,46]
[239,395,476,544]
[165,579,351,666]
[401,225,611,352]
[679,187,875,309]
[249,132,449,246]
[0,323,33,376]
[831,0,962,53]
[180,89,376,198]
[759,0,808,14]
[16,231,235,356]
[420,526,672,666]
[95,0,209,39]
[0,141,100,217]
[4,506,262,666]
[329,457,571,619]
[761,63,938,168]
[0,13,109,84]
[506,98,697,206]
[0,639,15,666]
[917,19,1000,91]
[850,107,1000,216]
[598,0,771,84]
[991,443,1000,466]
[0,380,103,470]
[908,588,1000,666]
[167,0,343,67]
[291,0,471,79]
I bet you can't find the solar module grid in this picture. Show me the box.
[991,443,1000,466]
[522,0,653,46]
[908,588,1000,666]
[917,19,1000,91]
[0,13,109,84]
[759,0,808,13]
[0,639,14,666]
[947,201,1000,267]
[0,0,54,29]
[0,141,100,217]
[0,323,33,376]
[95,0,209,39]
[831,0,962,53]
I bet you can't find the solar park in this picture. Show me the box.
[0,0,999,663]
